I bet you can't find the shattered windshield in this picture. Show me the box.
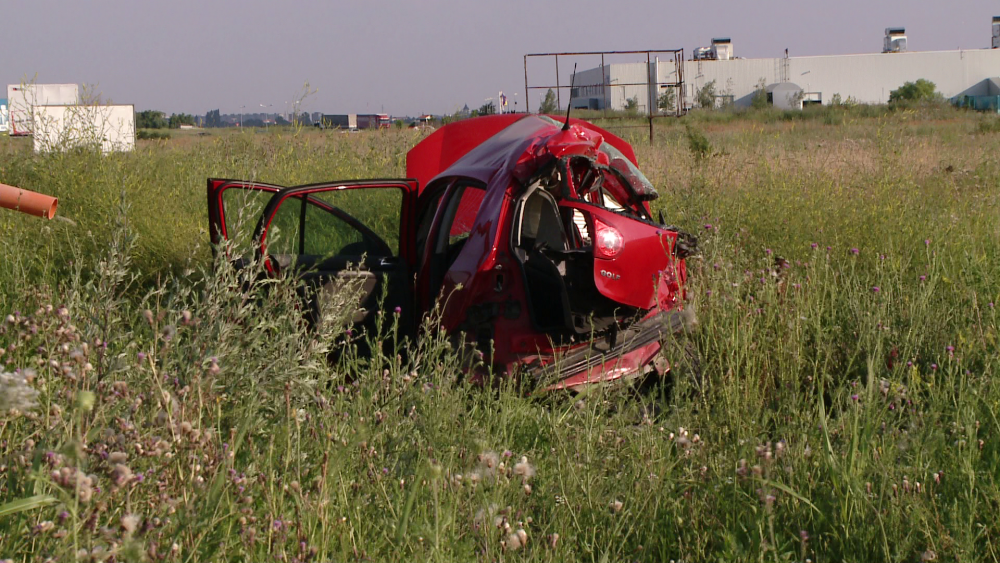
[598,143,658,200]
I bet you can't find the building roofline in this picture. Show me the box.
[735,47,998,62]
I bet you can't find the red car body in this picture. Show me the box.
[207,114,694,390]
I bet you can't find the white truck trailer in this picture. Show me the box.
[32,104,135,153]
[6,84,79,135]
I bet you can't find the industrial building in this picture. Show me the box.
[569,18,1000,112]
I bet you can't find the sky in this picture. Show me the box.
[4,0,999,117]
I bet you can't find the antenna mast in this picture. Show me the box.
[562,63,578,131]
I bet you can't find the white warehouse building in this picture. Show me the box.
[569,22,1000,112]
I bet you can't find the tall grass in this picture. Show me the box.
[1,109,1000,561]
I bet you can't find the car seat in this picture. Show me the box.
[517,187,573,333]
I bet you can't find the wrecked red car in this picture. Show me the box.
[207,114,695,390]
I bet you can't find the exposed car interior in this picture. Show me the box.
[512,159,636,341]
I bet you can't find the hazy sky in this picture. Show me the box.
[5,0,998,116]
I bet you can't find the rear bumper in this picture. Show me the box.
[536,306,696,392]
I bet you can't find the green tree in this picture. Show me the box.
[888,79,941,104]
[204,109,222,128]
[478,101,496,115]
[538,89,558,114]
[695,80,717,109]
[657,88,676,112]
[136,110,167,129]
[168,113,195,128]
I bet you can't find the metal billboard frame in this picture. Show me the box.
[523,49,686,142]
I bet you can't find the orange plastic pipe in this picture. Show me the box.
[0,183,58,219]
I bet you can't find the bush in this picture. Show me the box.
[695,80,717,109]
[684,124,711,160]
[625,96,639,115]
[889,79,941,105]
[750,79,769,110]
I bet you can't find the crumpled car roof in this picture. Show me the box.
[405,114,640,192]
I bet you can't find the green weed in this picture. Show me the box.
[1,110,999,561]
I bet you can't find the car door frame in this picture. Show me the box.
[207,178,285,254]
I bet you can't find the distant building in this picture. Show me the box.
[569,19,1000,111]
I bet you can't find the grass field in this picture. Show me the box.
[2,106,1000,562]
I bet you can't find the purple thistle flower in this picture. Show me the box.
[137,352,146,363]
[850,248,859,255]
[919,275,926,282]
[946,345,954,353]
[704,224,713,231]
[765,248,772,255]
[851,394,859,402]
[872,286,880,293]
[810,242,818,249]
[925,239,931,246]
[931,364,938,371]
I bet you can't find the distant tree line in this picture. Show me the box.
[136,110,196,129]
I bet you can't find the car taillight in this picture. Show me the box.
[594,218,624,258]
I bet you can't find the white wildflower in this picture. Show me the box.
[478,451,499,469]
[513,456,536,481]
[121,513,140,535]
[0,370,39,414]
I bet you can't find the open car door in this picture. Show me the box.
[252,180,418,335]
